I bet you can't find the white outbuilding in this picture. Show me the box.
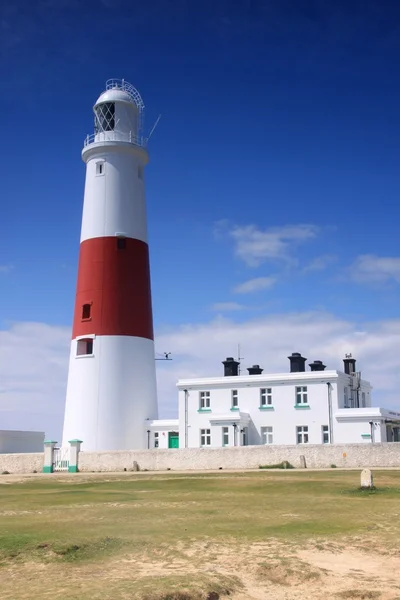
[0,430,45,454]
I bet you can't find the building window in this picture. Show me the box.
[96,162,104,175]
[322,425,329,444]
[344,387,349,408]
[295,386,308,405]
[222,426,229,446]
[199,391,210,410]
[261,426,273,444]
[200,428,211,446]
[117,237,126,250]
[260,388,272,406]
[154,432,159,448]
[361,391,366,407]
[231,389,238,408]
[138,165,143,180]
[82,303,91,320]
[297,426,309,444]
[76,338,93,356]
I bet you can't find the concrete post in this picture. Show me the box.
[43,441,57,473]
[68,440,83,473]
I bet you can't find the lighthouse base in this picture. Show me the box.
[62,335,158,452]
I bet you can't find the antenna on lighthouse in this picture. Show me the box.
[147,114,162,142]
[155,352,172,361]
[237,344,244,375]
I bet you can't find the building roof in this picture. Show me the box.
[335,407,400,422]
[177,370,372,389]
[147,419,179,429]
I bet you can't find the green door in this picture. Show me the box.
[168,432,179,449]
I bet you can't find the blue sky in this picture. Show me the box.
[1,0,400,438]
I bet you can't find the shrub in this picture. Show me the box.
[1,470,10,475]
[259,461,294,470]
[331,464,337,468]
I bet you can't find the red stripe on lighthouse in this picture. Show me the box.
[72,237,154,340]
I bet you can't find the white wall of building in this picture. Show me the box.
[174,370,377,449]
[147,420,179,449]
[0,430,44,454]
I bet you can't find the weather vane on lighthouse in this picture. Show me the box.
[62,79,159,452]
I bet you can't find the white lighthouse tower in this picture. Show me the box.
[62,79,158,451]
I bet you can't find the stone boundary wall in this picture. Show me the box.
[0,453,43,474]
[78,442,400,472]
[2,444,400,474]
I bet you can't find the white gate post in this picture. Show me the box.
[68,439,83,473]
[43,440,57,473]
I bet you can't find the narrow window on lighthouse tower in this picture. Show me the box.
[96,162,104,176]
[77,339,94,356]
[82,303,91,320]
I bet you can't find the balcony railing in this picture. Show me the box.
[83,131,147,148]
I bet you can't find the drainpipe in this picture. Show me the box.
[369,420,375,443]
[147,429,151,449]
[184,389,188,448]
[326,382,334,444]
[233,422,237,446]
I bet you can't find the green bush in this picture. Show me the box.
[259,461,294,470]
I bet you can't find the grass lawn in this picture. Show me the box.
[0,470,399,599]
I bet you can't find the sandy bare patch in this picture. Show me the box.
[298,548,400,584]
[1,542,400,600]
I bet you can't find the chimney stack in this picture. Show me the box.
[222,357,240,377]
[288,352,307,373]
[343,354,356,375]
[247,365,263,375]
[309,360,326,372]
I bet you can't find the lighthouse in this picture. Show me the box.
[62,79,158,451]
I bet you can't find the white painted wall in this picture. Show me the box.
[176,370,377,449]
[62,336,158,451]
[80,145,148,243]
[0,431,44,454]
[147,420,179,449]
[336,376,372,409]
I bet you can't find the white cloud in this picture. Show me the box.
[304,254,336,272]
[348,255,400,284]
[156,312,400,416]
[0,264,13,274]
[212,302,245,311]
[2,312,400,439]
[0,322,70,440]
[229,224,319,267]
[233,276,277,294]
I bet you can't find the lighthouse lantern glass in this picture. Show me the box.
[94,102,115,133]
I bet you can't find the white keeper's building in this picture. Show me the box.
[149,353,400,449]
